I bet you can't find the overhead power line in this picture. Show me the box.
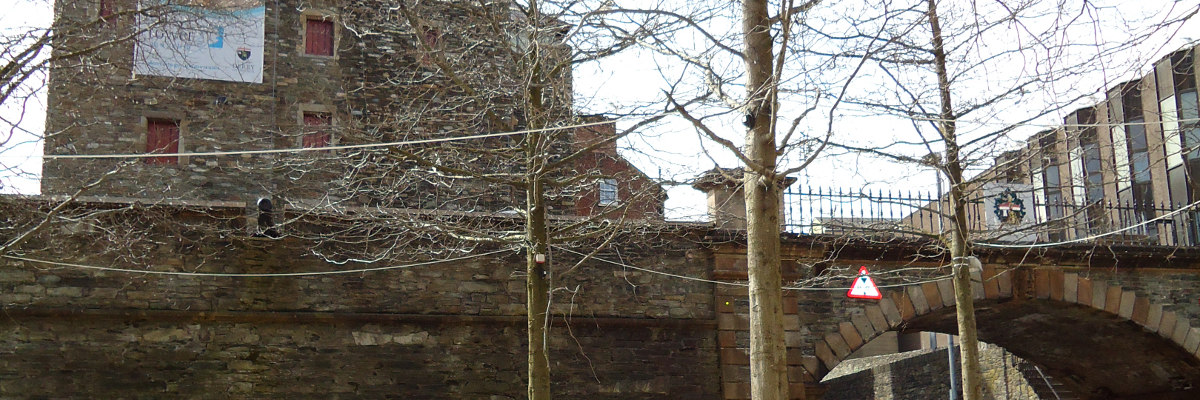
[904,115,1200,129]
[2,248,514,277]
[2,243,951,291]
[42,119,619,160]
[552,245,952,291]
[974,198,1200,248]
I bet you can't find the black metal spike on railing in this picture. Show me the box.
[780,184,1200,246]
[815,186,823,234]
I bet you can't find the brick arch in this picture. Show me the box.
[811,266,1200,381]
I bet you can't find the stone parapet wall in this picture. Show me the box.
[6,200,1200,398]
[2,230,714,319]
[0,312,717,398]
[0,212,719,398]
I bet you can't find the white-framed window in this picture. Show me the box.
[598,178,618,206]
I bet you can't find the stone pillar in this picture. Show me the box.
[710,243,826,400]
[692,168,796,230]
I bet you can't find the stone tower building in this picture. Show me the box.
[43,0,661,217]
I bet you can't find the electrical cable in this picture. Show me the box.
[42,119,620,160]
[1,248,514,277]
[34,115,1200,161]
[3,240,962,290]
[552,245,952,291]
[899,115,1200,129]
[974,198,1200,248]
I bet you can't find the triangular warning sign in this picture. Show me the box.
[847,266,882,300]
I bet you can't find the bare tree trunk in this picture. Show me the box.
[926,0,982,398]
[742,0,792,398]
[524,1,551,394]
[526,154,551,400]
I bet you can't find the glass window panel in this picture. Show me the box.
[1087,181,1103,203]
[1181,90,1200,159]
[1134,181,1154,204]
[1182,90,1199,120]
[1044,165,1060,187]
[1083,143,1101,173]
[1047,192,1064,219]
[1132,153,1151,183]
[1170,166,1188,204]
[1127,121,1147,152]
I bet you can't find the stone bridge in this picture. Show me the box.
[0,200,1198,399]
[707,237,1200,399]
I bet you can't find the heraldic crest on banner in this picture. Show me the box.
[993,188,1026,225]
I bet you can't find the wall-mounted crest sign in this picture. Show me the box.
[993,188,1026,225]
[988,187,1027,224]
[981,183,1036,243]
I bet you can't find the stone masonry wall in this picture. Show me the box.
[821,343,1038,400]
[6,226,715,319]
[0,315,715,398]
[45,0,281,201]
[0,211,720,398]
[44,0,587,214]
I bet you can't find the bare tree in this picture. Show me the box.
[798,1,1198,398]
[599,0,879,398]
[1,0,247,253]
[6,1,671,397]
[253,1,669,398]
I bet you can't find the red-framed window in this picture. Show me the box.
[423,26,441,48]
[305,18,334,56]
[99,0,116,22]
[302,112,332,148]
[146,119,180,165]
[418,26,441,65]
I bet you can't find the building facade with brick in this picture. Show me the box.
[907,43,1200,245]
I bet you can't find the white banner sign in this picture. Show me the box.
[134,0,265,83]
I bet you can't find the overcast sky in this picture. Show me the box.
[573,0,1200,220]
[3,0,1200,222]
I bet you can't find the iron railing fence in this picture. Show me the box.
[783,186,1200,247]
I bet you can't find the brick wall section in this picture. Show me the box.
[571,120,666,219]
[803,247,1200,398]
[45,0,282,201]
[795,258,970,375]
[711,245,822,399]
[7,197,1200,398]
[992,247,1200,361]
[979,343,1041,399]
[1064,267,1200,333]
[803,247,1200,379]
[822,348,958,400]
